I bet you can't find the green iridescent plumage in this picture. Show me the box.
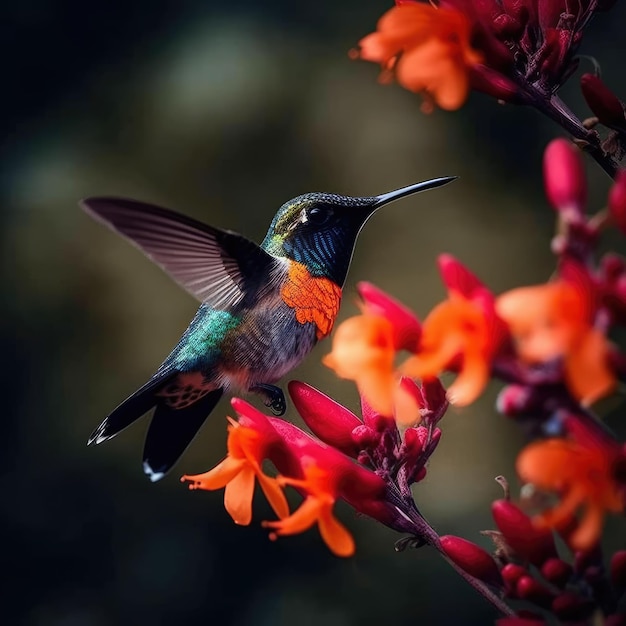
[82,177,455,481]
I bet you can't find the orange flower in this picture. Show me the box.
[263,459,356,557]
[355,2,482,112]
[181,417,289,526]
[517,436,624,551]
[402,255,505,406]
[402,294,493,406]
[496,271,616,404]
[323,283,424,425]
[323,313,397,417]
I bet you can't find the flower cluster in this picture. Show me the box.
[353,0,625,177]
[182,377,451,556]
[180,139,625,623]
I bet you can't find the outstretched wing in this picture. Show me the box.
[81,197,282,309]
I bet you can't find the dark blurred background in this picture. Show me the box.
[2,2,626,625]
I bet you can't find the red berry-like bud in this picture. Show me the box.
[492,500,557,565]
[543,139,587,220]
[541,558,573,588]
[552,592,595,621]
[502,563,528,591]
[351,424,379,449]
[516,575,554,608]
[440,535,502,587]
[610,550,626,591]
[581,74,626,128]
[609,170,626,236]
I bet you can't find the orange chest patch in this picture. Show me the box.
[280,262,342,339]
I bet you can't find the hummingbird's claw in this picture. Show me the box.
[251,384,287,416]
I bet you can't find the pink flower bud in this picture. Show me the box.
[440,535,502,586]
[492,500,557,565]
[608,170,626,236]
[470,65,522,103]
[402,427,425,456]
[540,558,573,588]
[610,550,626,591]
[351,424,379,449]
[501,563,528,591]
[551,592,595,621]
[357,281,421,352]
[581,74,626,128]
[516,575,554,607]
[543,139,586,220]
[288,381,361,457]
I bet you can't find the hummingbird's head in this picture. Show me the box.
[261,177,456,286]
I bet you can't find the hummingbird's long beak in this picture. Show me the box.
[371,176,457,209]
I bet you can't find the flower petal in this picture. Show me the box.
[181,456,245,491]
[264,496,323,536]
[256,471,290,520]
[318,506,356,557]
[224,465,256,525]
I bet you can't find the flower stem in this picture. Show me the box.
[397,503,515,617]
[538,94,619,179]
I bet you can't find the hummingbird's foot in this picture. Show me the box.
[251,384,287,416]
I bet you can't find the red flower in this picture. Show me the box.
[402,254,506,405]
[496,260,616,404]
[262,418,390,557]
[354,0,611,111]
[181,402,290,525]
[356,2,483,112]
[323,282,422,424]
[516,415,625,551]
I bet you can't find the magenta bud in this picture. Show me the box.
[601,253,626,281]
[470,64,523,103]
[351,424,379,449]
[543,139,587,219]
[357,281,421,352]
[402,427,424,456]
[610,551,626,591]
[581,73,626,128]
[438,253,485,297]
[440,535,502,587]
[574,546,603,574]
[496,385,533,417]
[609,170,626,236]
[516,575,554,608]
[551,592,595,621]
[288,381,361,457]
[492,500,557,565]
[540,558,573,588]
[501,563,528,591]
[606,614,626,626]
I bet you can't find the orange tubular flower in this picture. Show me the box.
[323,313,397,417]
[181,411,289,526]
[356,2,482,112]
[402,255,506,406]
[517,435,624,552]
[496,262,616,405]
[323,282,422,423]
[264,459,356,558]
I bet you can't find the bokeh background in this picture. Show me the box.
[2,2,626,625]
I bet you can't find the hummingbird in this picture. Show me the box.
[83,177,455,481]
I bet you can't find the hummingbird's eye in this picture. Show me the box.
[307,206,333,225]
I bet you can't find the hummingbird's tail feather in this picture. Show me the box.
[143,388,224,482]
[87,371,177,446]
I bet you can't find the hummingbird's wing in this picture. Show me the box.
[81,197,282,310]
